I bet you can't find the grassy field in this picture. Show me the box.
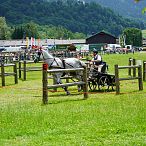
[0,52,146,145]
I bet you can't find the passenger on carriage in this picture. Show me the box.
[90,49,107,73]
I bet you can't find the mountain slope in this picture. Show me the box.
[0,0,145,36]
[84,0,146,21]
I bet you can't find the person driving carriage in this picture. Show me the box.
[90,49,107,73]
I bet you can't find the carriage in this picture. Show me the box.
[34,49,115,94]
[88,62,115,91]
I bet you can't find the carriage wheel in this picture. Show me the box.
[111,76,116,91]
[98,76,109,91]
[88,80,97,91]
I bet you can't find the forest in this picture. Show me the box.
[0,0,145,37]
[84,0,146,21]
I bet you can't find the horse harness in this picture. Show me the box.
[39,51,82,81]
[39,51,74,69]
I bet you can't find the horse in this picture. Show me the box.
[34,49,86,95]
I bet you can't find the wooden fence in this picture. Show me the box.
[0,52,37,64]
[0,54,16,63]
[128,58,136,77]
[0,63,18,86]
[42,63,88,104]
[115,64,143,94]
[19,60,42,80]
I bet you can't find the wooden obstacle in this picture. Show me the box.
[115,64,143,94]
[128,58,136,77]
[19,60,43,80]
[128,58,145,81]
[0,63,18,86]
[42,63,88,104]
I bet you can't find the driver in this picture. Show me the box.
[90,49,105,72]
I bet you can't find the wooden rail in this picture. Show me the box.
[0,52,37,63]
[19,60,43,80]
[0,63,18,86]
[42,63,88,104]
[115,64,143,94]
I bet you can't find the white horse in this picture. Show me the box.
[34,49,86,95]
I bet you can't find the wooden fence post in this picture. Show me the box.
[14,63,18,84]
[1,63,5,86]
[133,59,136,77]
[5,55,8,63]
[23,60,26,80]
[42,63,48,104]
[128,58,136,77]
[138,65,143,91]
[128,58,132,76]
[143,61,146,81]
[83,66,88,99]
[19,61,21,78]
[115,64,120,94]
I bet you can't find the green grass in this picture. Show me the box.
[0,53,146,145]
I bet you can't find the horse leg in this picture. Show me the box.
[107,64,109,71]
[63,86,70,95]
[60,81,70,95]
[56,75,70,95]
[75,74,83,92]
[77,85,82,92]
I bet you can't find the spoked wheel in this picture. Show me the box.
[88,80,97,91]
[98,76,109,91]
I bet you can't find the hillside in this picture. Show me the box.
[0,0,145,36]
[84,0,146,21]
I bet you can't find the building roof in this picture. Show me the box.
[86,31,117,40]
[0,39,86,47]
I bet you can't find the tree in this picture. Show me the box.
[122,28,142,47]
[23,21,40,39]
[11,26,24,39]
[0,0,143,36]
[0,17,11,40]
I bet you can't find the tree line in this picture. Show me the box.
[0,16,143,47]
[0,17,86,40]
[0,0,145,37]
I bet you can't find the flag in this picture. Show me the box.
[31,37,36,48]
[26,37,29,48]
[31,37,34,47]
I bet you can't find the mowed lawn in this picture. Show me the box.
[0,52,146,145]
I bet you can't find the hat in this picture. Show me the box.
[93,48,98,53]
